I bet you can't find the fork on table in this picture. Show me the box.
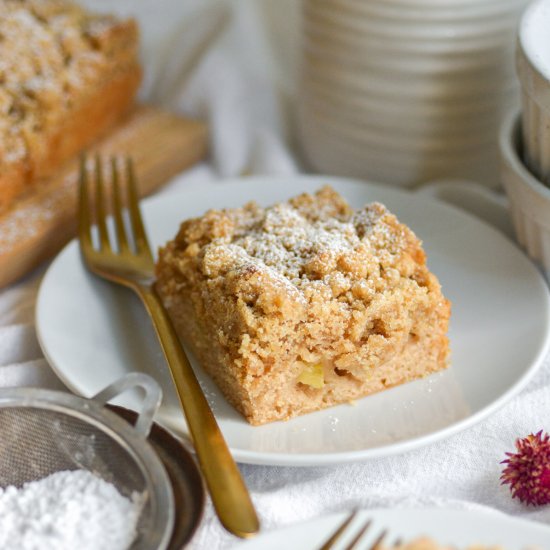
[318,510,402,550]
[78,154,259,538]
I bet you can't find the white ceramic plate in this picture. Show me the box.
[36,176,550,466]
[233,508,550,549]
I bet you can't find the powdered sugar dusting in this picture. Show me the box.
[0,189,60,254]
[202,188,406,292]
[0,469,144,550]
[234,202,360,280]
[0,0,134,169]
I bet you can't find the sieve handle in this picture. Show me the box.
[92,372,162,438]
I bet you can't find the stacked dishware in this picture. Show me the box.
[298,0,529,188]
[516,0,550,185]
[501,0,550,277]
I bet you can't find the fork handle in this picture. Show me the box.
[137,285,260,538]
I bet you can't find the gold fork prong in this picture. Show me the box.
[344,519,373,550]
[94,153,111,251]
[368,529,388,550]
[318,510,359,550]
[78,155,92,250]
[318,512,384,550]
[110,156,130,254]
[125,157,152,257]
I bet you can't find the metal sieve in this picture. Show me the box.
[0,373,174,550]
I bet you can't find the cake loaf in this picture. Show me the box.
[0,0,141,211]
[156,187,451,425]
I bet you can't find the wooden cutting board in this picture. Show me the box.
[0,105,208,289]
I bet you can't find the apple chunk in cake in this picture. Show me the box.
[155,186,451,425]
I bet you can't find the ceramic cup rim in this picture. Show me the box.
[518,0,550,82]
[500,109,550,201]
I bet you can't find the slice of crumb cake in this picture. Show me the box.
[155,186,451,425]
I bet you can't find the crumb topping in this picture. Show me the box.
[171,186,425,305]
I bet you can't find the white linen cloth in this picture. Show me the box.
[1,2,550,548]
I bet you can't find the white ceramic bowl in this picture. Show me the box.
[331,0,525,21]
[501,110,550,276]
[301,103,497,150]
[304,5,523,47]
[302,78,519,118]
[363,0,522,9]
[300,119,497,166]
[299,138,498,187]
[304,38,517,75]
[306,3,520,40]
[299,113,498,187]
[303,53,519,97]
[299,0,527,187]
[304,83,518,126]
[303,63,519,101]
[305,30,516,59]
[305,32,515,62]
[304,100,499,137]
[516,0,550,184]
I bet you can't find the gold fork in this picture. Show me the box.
[318,510,401,550]
[78,154,260,538]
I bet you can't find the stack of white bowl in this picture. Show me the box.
[501,0,550,278]
[298,0,529,188]
[516,0,550,185]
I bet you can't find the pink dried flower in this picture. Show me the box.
[501,430,550,506]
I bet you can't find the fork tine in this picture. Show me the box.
[78,154,92,250]
[367,529,388,550]
[318,510,359,550]
[344,519,372,550]
[94,154,111,251]
[125,157,153,257]
[110,156,130,254]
